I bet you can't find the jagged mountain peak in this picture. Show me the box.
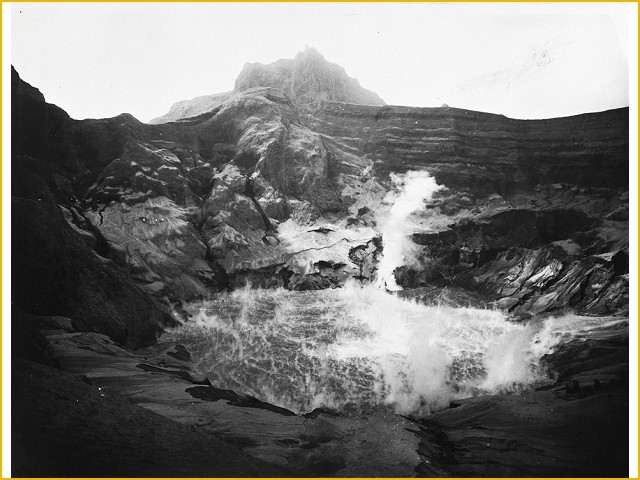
[235,47,385,112]
[295,45,326,62]
[150,48,384,124]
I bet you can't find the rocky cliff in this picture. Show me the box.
[234,46,386,112]
[309,102,628,195]
[150,46,384,124]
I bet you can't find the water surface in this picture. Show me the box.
[163,283,628,415]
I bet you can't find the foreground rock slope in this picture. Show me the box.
[11,47,629,477]
[14,308,628,476]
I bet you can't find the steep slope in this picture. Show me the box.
[12,68,174,348]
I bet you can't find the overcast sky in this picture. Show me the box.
[10,2,633,122]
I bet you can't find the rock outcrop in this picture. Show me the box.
[235,46,386,113]
[150,47,384,125]
[397,191,629,318]
[12,163,174,348]
[414,315,628,477]
[149,91,232,125]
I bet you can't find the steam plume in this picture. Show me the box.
[376,171,443,290]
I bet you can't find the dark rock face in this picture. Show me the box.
[396,199,628,318]
[12,357,286,477]
[414,316,629,477]
[470,247,629,317]
[414,383,628,477]
[309,102,628,195]
[12,165,175,348]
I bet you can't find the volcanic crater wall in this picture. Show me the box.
[310,102,629,196]
[11,57,630,341]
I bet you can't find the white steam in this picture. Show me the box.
[163,283,575,416]
[376,171,443,290]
